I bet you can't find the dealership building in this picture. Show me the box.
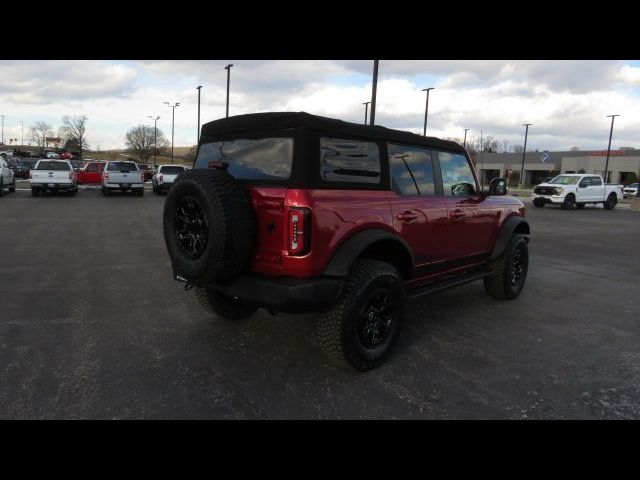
[473,148,640,186]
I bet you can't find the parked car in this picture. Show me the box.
[152,165,187,194]
[162,112,530,371]
[531,174,624,209]
[101,160,144,196]
[29,159,77,196]
[6,157,34,179]
[623,183,638,198]
[0,156,16,196]
[137,163,154,182]
[44,151,60,159]
[76,161,106,184]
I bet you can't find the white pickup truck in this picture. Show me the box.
[531,174,624,210]
[102,160,145,196]
[29,159,77,196]
[151,164,187,194]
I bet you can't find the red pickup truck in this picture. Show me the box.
[76,161,105,184]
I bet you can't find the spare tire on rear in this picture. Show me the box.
[163,168,254,286]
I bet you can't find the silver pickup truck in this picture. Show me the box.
[29,159,77,197]
[102,161,145,196]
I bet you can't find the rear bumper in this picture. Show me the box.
[182,273,344,313]
[103,183,144,191]
[31,182,75,190]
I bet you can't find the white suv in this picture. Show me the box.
[0,156,16,196]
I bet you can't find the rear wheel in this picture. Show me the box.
[318,259,405,371]
[102,188,111,197]
[603,193,617,210]
[561,194,576,210]
[9,181,15,193]
[483,234,529,300]
[533,200,544,208]
[195,287,258,320]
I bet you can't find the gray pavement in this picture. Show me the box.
[0,187,639,419]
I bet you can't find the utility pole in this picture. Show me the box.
[224,64,233,118]
[164,102,180,162]
[422,87,435,136]
[370,60,379,126]
[363,101,371,125]
[197,86,202,143]
[148,116,160,166]
[604,114,620,184]
[463,128,469,149]
[21,120,24,147]
[519,123,532,188]
[1,114,4,144]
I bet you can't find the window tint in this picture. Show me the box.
[438,152,476,195]
[195,138,293,180]
[36,161,70,171]
[86,163,102,172]
[590,176,602,186]
[159,166,186,175]
[107,161,138,172]
[320,138,380,184]
[388,144,435,195]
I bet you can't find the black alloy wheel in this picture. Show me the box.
[175,195,209,259]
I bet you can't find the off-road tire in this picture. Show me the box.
[317,259,405,371]
[195,287,258,320]
[483,234,529,300]
[561,193,576,210]
[163,168,254,286]
[603,193,617,210]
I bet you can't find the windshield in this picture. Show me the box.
[160,166,186,175]
[548,175,580,185]
[36,161,70,171]
[194,138,294,180]
[107,161,138,172]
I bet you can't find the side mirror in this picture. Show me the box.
[489,177,507,196]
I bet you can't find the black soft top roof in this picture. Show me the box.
[200,112,466,153]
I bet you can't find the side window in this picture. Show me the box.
[388,143,435,195]
[87,163,99,172]
[590,176,602,186]
[438,151,477,196]
[320,138,380,184]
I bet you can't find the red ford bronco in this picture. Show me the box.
[163,112,530,370]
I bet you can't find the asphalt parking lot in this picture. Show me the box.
[1,183,639,419]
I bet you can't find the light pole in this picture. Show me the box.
[370,60,379,126]
[363,101,371,125]
[519,123,532,188]
[20,120,24,147]
[463,128,469,149]
[148,115,160,166]
[164,102,180,162]
[1,114,5,144]
[224,64,233,118]
[196,85,202,143]
[422,87,435,136]
[604,114,620,184]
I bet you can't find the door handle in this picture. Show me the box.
[448,210,466,220]
[397,211,418,222]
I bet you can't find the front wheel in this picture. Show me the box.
[533,200,544,208]
[195,287,258,320]
[603,193,617,210]
[483,234,529,300]
[561,194,576,210]
[9,181,15,193]
[318,259,405,371]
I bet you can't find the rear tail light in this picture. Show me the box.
[104,172,109,182]
[141,172,145,182]
[288,207,311,256]
[159,174,163,182]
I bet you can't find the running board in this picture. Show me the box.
[408,271,491,299]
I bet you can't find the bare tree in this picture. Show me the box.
[570,146,580,151]
[184,145,198,163]
[29,121,54,152]
[125,125,170,162]
[61,115,89,158]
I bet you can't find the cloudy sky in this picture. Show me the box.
[1,60,640,152]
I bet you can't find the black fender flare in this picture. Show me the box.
[323,228,415,277]
[489,215,530,261]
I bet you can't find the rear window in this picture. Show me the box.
[36,161,70,171]
[160,166,186,175]
[320,138,380,184]
[195,138,293,180]
[107,162,138,172]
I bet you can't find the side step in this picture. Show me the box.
[408,271,491,299]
